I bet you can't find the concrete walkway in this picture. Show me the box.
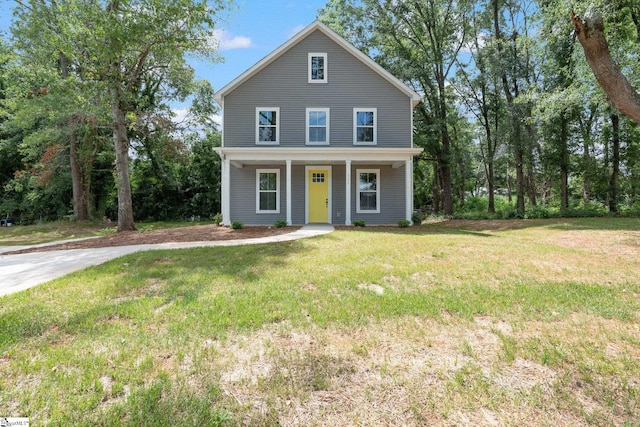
[0,225,334,297]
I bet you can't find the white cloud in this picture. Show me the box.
[172,107,223,133]
[211,113,222,128]
[287,24,306,38]
[211,29,253,51]
[173,107,190,124]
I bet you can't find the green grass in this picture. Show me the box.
[0,220,218,246]
[1,218,639,425]
[0,220,112,245]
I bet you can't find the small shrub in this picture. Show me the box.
[211,213,223,224]
[525,205,551,219]
[397,219,411,227]
[411,211,424,224]
[352,219,366,227]
[274,220,287,228]
[230,221,243,230]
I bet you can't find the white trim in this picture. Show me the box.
[405,159,413,223]
[214,146,423,164]
[256,169,281,214]
[255,107,280,145]
[221,158,231,226]
[353,108,377,145]
[305,165,332,224]
[213,21,421,107]
[356,168,380,214]
[305,108,330,145]
[345,160,352,225]
[286,160,292,225]
[308,52,327,83]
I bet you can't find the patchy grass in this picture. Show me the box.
[1,218,639,425]
[0,220,113,245]
[0,220,218,246]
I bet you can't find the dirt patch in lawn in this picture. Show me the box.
[4,224,299,254]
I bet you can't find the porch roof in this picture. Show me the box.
[214,147,423,168]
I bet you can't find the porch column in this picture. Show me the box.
[345,160,352,225]
[222,157,231,226]
[405,159,413,224]
[286,160,292,225]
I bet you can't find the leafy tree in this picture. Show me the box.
[10,0,230,231]
[319,0,473,215]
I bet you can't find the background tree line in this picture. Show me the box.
[1,0,639,228]
[0,0,226,229]
[320,0,640,218]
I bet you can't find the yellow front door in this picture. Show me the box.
[308,169,329,223]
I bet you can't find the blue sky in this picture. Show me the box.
[0,1,330,119]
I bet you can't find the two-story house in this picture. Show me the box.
[213,20,422,226]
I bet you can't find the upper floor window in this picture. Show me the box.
[308,53,327,83]
[306,108,330,145]
[256,107,279,145]
[353,108,377,145]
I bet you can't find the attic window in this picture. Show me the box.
[308,53,327,83]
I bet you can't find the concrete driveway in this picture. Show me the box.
[0,225,333,297]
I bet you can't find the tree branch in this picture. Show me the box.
[571,9,640,125]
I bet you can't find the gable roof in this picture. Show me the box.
[213,20,422,107]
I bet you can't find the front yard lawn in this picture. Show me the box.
[1,218,639,425]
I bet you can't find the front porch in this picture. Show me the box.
[216,147,422,226]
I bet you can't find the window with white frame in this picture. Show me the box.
[306,108,330,145]
[256,108,279,145]
[308,53,327,83]
[256,169,280,213]
[353,108,377,145]
[356,169,380,213]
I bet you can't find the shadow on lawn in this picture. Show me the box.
[0,240,309,346]
[334,217,640,238]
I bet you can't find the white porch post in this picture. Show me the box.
[405,159,413,224]
[345,160,352,225]
[286,160,292,225]
[222,157,231,226]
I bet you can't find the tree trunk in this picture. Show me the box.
[432,161,441,214]
[69,130,90,221]
[438,81,454,216]
[494,0,525,216]
[571,10,640,125]
[608,113,620,213]
[62,52,90,221]
[111,88,136,231]
[514,138,526,215]
[487,161,495,214]
[560,114,569,212]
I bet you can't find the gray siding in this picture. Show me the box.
[224,30,412,148]
[291,166,306,224]
[228,163,406,225]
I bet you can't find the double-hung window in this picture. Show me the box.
[353,108,377,145]
[256,169,280,213]
[306,108,330,145]
[256,107,279,145]
[356,169,380,213]
[308,53,327,83]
